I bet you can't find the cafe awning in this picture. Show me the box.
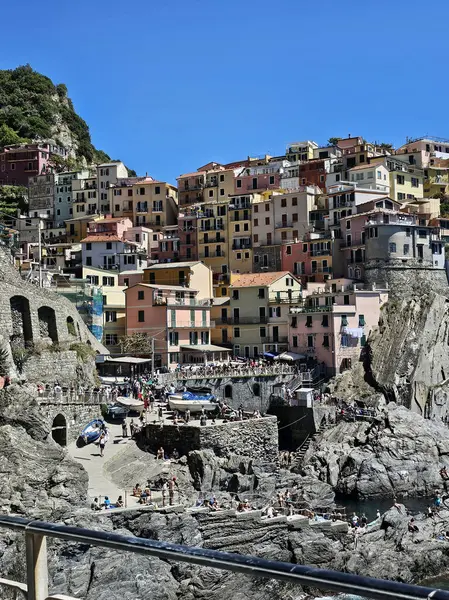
[180,344,232,353]
[263,351,280,359]
[275,351,306,362]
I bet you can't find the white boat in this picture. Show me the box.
[168,396,218,413]
[115,396,145,412]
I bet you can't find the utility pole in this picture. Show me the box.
[37,219,42,288]
[151,336,155,377]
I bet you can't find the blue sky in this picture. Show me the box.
[1,0,447,183]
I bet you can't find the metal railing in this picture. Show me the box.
[1,515,448,600]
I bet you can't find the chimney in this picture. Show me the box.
[146,171,148,177]
[348,134,351,138]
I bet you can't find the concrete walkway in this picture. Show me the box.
[68,417,140,505]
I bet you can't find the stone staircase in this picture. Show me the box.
[292,421,331,466]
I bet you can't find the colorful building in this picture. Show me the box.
[228,193,254,273]
[0,143,53,186]
[281,232,336,283]
[132,180,178,230]
[228,271,302,358]
[289,279,388,376]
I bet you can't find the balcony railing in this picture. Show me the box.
[154,297,211,307]
[216,316,268,325]
[275,221,293,229]
[231,215,251,222]
[311,266,332,274]
[232,243,252,250]
[169,322,210,329]
[200,236,226,243]
[262,335,289,343]
[200,223,225,231]
[1,515,446,600]
[340,238,365,248]
[310,249,332,256]
[199,251,226,258]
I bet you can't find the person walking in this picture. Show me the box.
[99,432,107,457]
[122,420,128,438]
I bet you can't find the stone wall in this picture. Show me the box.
[38,400,102,444]
[365,259,449,298]
[252,245,282,272]
[139,416,279,464]
[270,405,336,450]
[177,374,295,413]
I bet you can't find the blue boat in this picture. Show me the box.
[76,418,105,448]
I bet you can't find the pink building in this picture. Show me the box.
[289,279,388,376]
[0,143,53,186]
[234,173,281,194]
[125,283,227,367]
[281,233,336,283]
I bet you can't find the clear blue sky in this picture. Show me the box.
[1,0,447,184]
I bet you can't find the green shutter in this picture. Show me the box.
[341,315,348,327]
[359,314,365,326]
[361,335,366,347]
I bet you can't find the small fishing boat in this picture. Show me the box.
[76,418,104,448]
[115,396,145,412]
[168,391,217,413]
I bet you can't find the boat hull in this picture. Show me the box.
[115,396,145,412]
[76,418,104,448]
[168,398,218,413]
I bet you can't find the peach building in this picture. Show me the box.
[289,279,388,376]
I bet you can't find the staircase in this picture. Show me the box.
[292,421,331,466]
[286,375,303,393]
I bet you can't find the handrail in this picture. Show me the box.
[1,515,449,600]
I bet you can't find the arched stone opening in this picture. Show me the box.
[67,316,76,336]
[224,384,232,399]
[52,413,67,446]
[38,306,58,343]
[253,383,260,396]
[10,295,33,345]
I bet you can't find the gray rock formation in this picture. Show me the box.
[302,403,449,499]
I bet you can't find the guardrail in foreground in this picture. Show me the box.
[0,515,449,600]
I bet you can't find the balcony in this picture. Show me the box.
[275,221,293,229]
[310,249,332,256]
[428,175,449,186]
[290,303,355,314]
[232,243,252,250]
[340,238,364,248]
[311,266,333,274]
[166,298,211,307]
[169,322,210,328]
[199,251,226,259]
[182,182,204,191]
[200,236,226,243]
[135,204,148,213]
[262,335,289,343]
[216,316,268,325]
[268,293,303,304]
[200,223,225,231]
[365,216,415,227]
[231,215,251,222]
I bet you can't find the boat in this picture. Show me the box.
[76,418,105,448]
[187,385,212,394]
[168,391,217,413]
[115,396,145,412]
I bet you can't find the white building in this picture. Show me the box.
[81,235,149,271]
[97,162,129,213]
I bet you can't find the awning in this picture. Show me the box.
[276,351,306,362]
[180,344,232,353]
[104,356,152,364]
[263,351,280,359]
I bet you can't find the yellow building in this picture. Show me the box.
[71,175,98,217]
[132,180,178,230]
[228,193,257,274]
[65,214,100,243]
[142,261,213,299]
[228,271,302,358]
[424,163,449,198]
[109,180,135,218]
[386,157,424,202]
[82,265,127,353]
[210,296,231,347]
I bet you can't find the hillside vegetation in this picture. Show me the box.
[0,64,135,175]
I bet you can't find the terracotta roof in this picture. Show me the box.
[348,163,381,171]
[230,271,295,288]
[95,217,129,223]
[80,235,122,243]
[178,172,206,179]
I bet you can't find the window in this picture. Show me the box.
[105,311,117,322]
[236,252,242,259]
[258,288,265,299]
[106,242,112,250]
[292,335,298,347]
[411,177,419,188]
[403,244,409,255]
[397,174,405,185]
[105,334,118,346]
[254,219,259,227]
[341,334,349,347]
[265,204,270,212]
[292,197,297,206]
[260,327,266,338]
[344,295,350,305]
[155,186,161,194]
[138,310,145,322]
[10,163,15,170]
[86,242,92,251]
[220,188,225,196]
[341,315,348,326]
[418,229,427,238]
[86,257,92,266]
[306,316,312,327]
[389,242,396,253]
[220,174,224,182]
[265,217,270,225]
[234,327,240,338]
[323,334,329,347]
[102,276,114,286]
[232,289,239,300]
[254,234,259,243]
[359,314,365,327]
[307,335,314,348]
[237,180,242,188]
[225,384,232,398]
[169,331,179,346]
[244,223,249,231]
[235,224,240,232]
[397,192,406,200]
[209,190,213,197]
[322,314,329,327]
[139,187,145,195]
[254,205,259,213]
[124,278,129,287]
[281,198,287,207]
[138,290,145,300]
[302,244,308,252]
[269,176,275,184]
[286,245,292,255]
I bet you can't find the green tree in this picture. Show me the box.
[0,185,28,215]
[0,123,25,147]
[328,137,341,146]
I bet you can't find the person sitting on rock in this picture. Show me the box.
[116,495,124,508]
[408,518,419,533]
[209,496,219,511]
[435,493,443,510]
[133,483,142,497]
[351,513,359,528]
[103,496,111,509]
[91,497,101,511]
[157,446,165,460]
[171,448,180,461]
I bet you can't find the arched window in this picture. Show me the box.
[10,295,32,344]
[52,413,67,446]
[253,383,260,396]
[224,384,232,399]
[38,306,58,343]
[67,316,76,336]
